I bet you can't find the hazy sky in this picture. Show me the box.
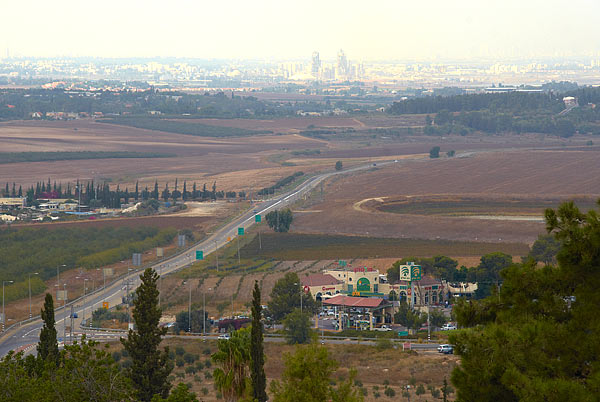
[2,0,600,61]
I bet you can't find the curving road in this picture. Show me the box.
[0,159,403,356]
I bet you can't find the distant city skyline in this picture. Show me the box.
[2,0,600,61]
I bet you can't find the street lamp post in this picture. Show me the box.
[294,282,303,314]
[81,278,89,324]
[28,272,39,319]
[2,280,14,332]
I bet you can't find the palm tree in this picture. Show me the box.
[212,328,252,402]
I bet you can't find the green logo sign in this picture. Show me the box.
[411,265,422,281]
[196,250,203,260]
[339,260,347,267]
[238,227,245,236]
[357,277,371,292]
[255,214,261,223]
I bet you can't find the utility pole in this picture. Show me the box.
[126,272,130,331]
[28,272,38,319]
[258,229,262,250]
[427,304,431,342]
[188,280,192,333]
[237,236,241,265]
[158,264,162,307]
[203,291,206,336]
[214,240,219,271]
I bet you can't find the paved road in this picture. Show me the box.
[0,159,405,356]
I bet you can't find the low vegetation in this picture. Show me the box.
[240,233,529,260]
[0,151,176,164]
[102,117,271,137]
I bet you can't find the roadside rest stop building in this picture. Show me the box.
[301,264,477,330]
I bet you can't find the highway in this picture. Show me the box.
[0,159,402,356]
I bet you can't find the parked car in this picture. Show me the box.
[441,323,457,331]
[218,333,230,340]
[438,344,454,354]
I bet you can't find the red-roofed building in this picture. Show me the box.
[301,274,343,299]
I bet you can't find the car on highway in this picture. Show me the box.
[438,344,454,354]
[375,325,393,332]
[441,323,457,331]
[218,333,230,340]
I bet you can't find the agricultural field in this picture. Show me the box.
[104,338,459,402]
[292,147,600,244]
[239,233,529,261]
[0,119,328,190]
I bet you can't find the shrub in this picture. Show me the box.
[201,387,209,395]
[416,384,426,395]
[204,359,212,368]
[383,379,390,386]
[431,388,441,398]
[374,391,381,399]
[176,358,185,368]
[175,346,185,356]
[183,353,196,364]
[384,387,396,397]
[202,347,211,355]
[185,366,196,375]
[376,338,393,350]
[196,361,204,371]
[204,371,212,380]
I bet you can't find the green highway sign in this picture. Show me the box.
[238,227,245,235]
[255,214,261,223]
[196,250,204,260]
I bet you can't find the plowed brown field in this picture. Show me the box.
[293,149,600,244]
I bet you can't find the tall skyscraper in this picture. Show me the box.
[311,51,321,79]
[336,49,348,79]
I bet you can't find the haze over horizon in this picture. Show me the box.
[3,0,600,62]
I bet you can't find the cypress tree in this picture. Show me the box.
[121,268,172,401]
[37,293,59,366]
[251,281,267,402]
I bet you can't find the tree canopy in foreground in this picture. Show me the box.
[450,200,600,401]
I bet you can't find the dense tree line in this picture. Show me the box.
[389,88,600,115]
[0,226,176,302]
[0,87,342,121]
[0,177,246,209]
[257,172,304,196]
[390,87,600,136]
